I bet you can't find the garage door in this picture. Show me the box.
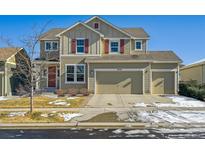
[96,71,143,94]
[152,72,175,94]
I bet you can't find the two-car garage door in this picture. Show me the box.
[96,71,143,94]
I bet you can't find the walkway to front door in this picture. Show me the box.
[48,66,56,87]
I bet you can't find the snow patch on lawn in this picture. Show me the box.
[48,100,70,106]
[0,96,11,101]
[136,110,205,123]
[67,97,79,100]
[124,129,149,135]
[42,94,58,98]
[134,102,147,107]
[7,112,27,117]
[155,96,205,107]
[154,128,205,134]
[58,113,83,121]
[112,129,123,134]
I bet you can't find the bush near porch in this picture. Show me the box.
[179,81,205,101]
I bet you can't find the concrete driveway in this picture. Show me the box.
[86,94,172,108]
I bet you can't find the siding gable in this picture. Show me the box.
[86,17,130,38]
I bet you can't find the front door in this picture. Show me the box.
[48,66,56,87]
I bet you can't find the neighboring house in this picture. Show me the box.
[180,59,205,85]
[0,48,30,96]
[36,16,182,94]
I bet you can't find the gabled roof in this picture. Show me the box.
[84,16,133,38]
[122,28,150,39]
[181,58,205,70]
[85,50,182,63]
[40,28,65,40]
[56,22,104,37]
[0,48,23,61]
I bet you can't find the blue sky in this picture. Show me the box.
[0,15,205,64]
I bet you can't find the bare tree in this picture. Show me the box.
[0,21,51,113]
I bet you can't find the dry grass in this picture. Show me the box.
[0,111,76,123]
[0,96,86,108]
[82,112,122,122]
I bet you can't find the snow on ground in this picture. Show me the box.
[124,129,149,135]
[7,112,27,117]
[58,113,83,121]
[42,94,58,98]
[67,97,79,100]
[112,129,124,134]
[154,128,205,134]
[136,110,205,123]
[155,96,205,107]
[134,102,147,107]
[0,96,11,101]
[48,100,70,106]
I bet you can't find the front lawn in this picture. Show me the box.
[0,96,86,108]
[0,111,82,123]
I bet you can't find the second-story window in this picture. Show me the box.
[135,40,142,50]
[45,41,58,51]
[76,39,85,54]
[110,40,119,53]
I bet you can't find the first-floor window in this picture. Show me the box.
[66,64,85,83]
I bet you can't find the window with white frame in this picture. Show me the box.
[76,39,85,54]
[135,40,142,50]
[66,64,85,83]
[45,41,58,51]
[110,40,119,53]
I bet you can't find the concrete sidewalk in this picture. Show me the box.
[1,122,205,129]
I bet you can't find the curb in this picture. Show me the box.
[1,122,205,129]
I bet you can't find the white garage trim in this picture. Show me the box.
[94,68,145,94]
[151,69,177,94]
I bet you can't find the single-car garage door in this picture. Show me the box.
[96,71,143,94]
[152,72,175,94]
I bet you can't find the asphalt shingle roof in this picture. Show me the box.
[85,51,182,63]
[0,48,21,61]
[122,28,149,38]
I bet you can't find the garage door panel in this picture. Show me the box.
[152,72,175,94]
[96,71,143,94]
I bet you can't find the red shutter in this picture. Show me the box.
[71,39,76,54]
[85,39,89,54]
[120,39,124,54]
[104,40,109,54]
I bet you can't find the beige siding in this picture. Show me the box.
[61,24,101,55]
[151,63,178,69]
[86,18,129,38]
[88,63,150,93]
[40,40,60,60]
[96,71,143,94]
[60,56,87,90]
[180,65,203,84]
[0,73,4,96]
[152,72,175,94]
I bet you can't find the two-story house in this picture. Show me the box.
[36,16,182,94]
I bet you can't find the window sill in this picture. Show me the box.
[65,82,86,84]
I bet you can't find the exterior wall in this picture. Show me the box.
[5,63,16,96]
[151,63,178,69]
[0,73,4,96]
[86,18,129,38]
[88,63,150,93]
[180,65,203,85]
[40,40,60,60]
[130,39,147,53]
[60,56,87,90]
[61,24,101,55]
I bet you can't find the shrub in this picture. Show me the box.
[56,89,65,97]
[68,88,78,96]
[179,83,205,101]
[79,88,89,96]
